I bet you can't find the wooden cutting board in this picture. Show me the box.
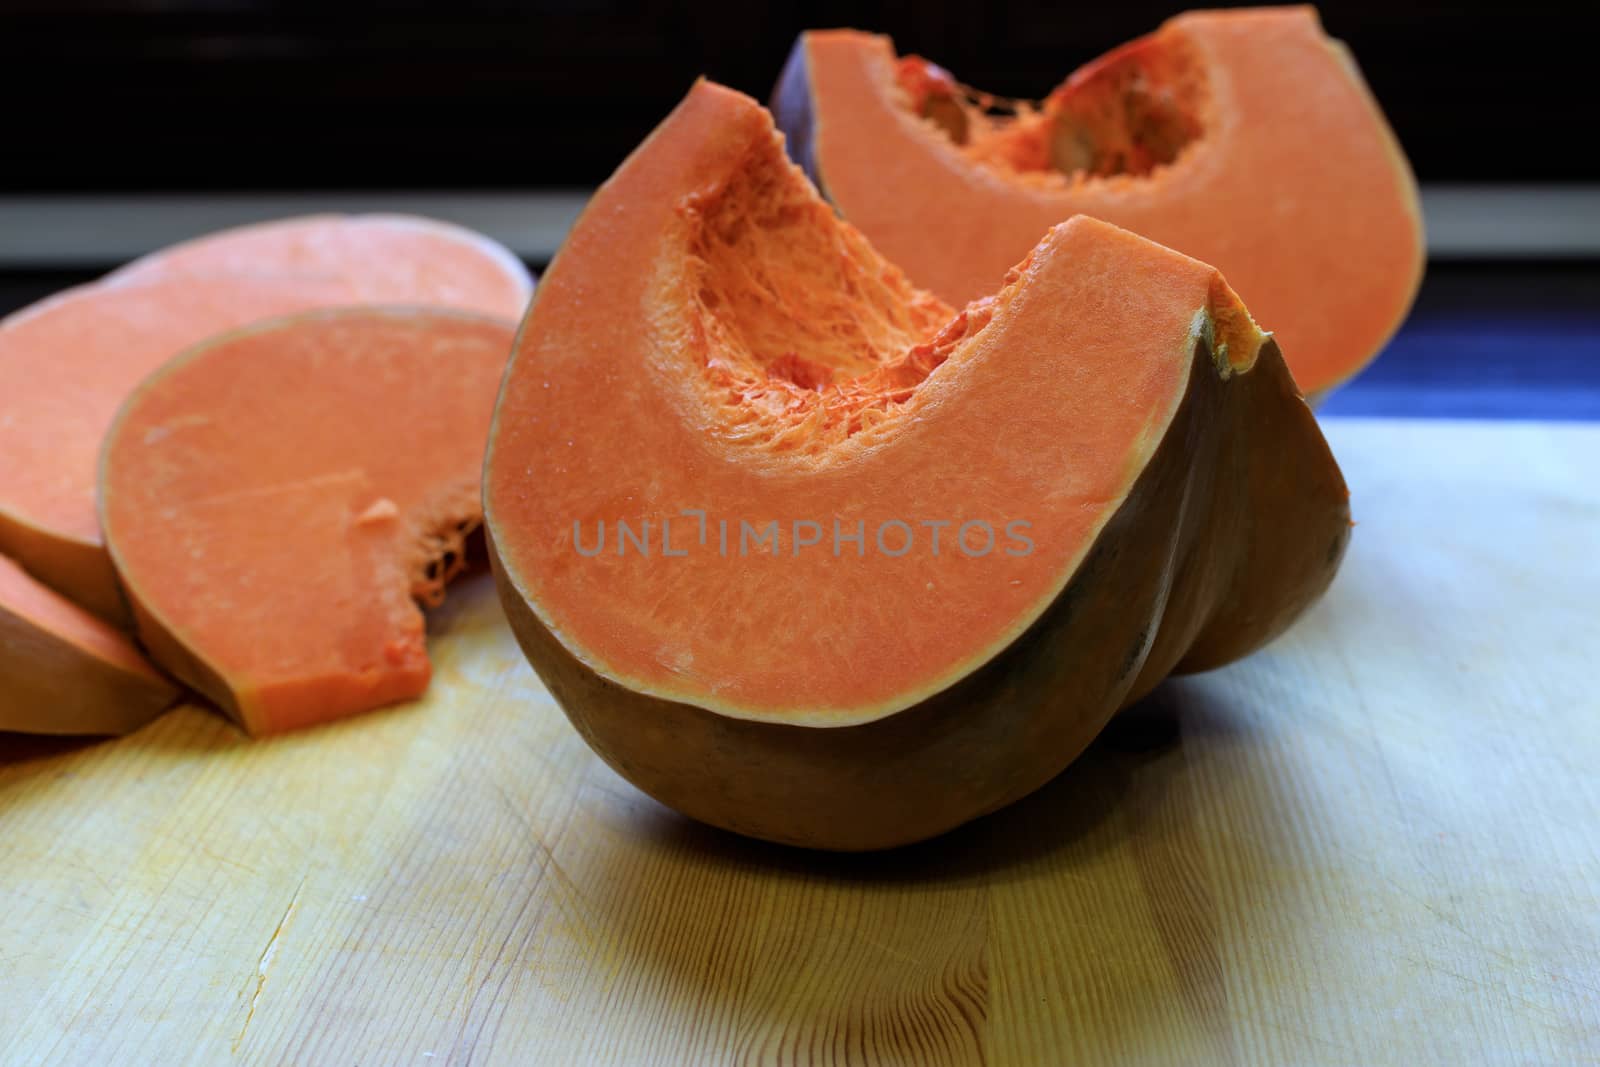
[3,416,1597,1066]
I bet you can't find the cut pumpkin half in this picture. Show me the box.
[773,7,1424,397]
[0,216,531,622]
[100,307,516,735]
[486,81,1351,850]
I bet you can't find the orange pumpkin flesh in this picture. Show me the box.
[2,276,361,622]
[110,213,533,317]
[773,7,1424,398]
[0,215,531,623]
[0,555,177,735]
[100,308,516,735]
[486,81,1350,850]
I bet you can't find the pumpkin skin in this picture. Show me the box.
[772,7,1424,399]
[486,80,1349,851]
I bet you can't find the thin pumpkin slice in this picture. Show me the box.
[484,81,1351,850]
[773,8,1424,397]
[0,217,530,622]
[0,555,177,735]
[109,213,533,321]
[100,307,516,735]
[1,276,361,622]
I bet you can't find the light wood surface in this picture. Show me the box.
[3,416,1598,1066]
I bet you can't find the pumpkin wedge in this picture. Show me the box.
[0,555,177,735]
[485,81,1350,850]
[773,7,1423,397]
[100,308,516,735]
[0,216,531,622]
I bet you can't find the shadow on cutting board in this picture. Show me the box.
[565,677,1262,1059]
[0,732,102,774]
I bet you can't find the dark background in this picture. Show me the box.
[2,1,1597,416]
[1,0,1596,191]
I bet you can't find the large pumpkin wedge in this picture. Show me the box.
[0,215,531,622]
[485,81,1350,851]
[0,555,176,735]
[773,7,1423,397]
[101,308,516,735]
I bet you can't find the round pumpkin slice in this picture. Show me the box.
[772,8,1424,398]
[108,213,533,321]
[484,81,1352,851]
[0,555,177,735]
[0,216,531,622]
[101,308,516,735]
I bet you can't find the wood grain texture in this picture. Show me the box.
[3,416,1597,1066]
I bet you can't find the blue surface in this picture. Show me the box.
[1321,310,1600,420]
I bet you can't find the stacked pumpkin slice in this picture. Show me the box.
[0,215,532,735]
